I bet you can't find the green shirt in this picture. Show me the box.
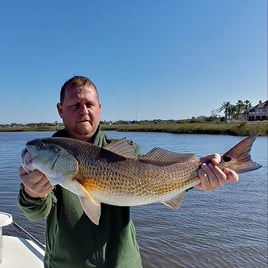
[18,127,142,268]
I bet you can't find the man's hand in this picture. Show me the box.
[19,166,53,198]
[195,154,239,192]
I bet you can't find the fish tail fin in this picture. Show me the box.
[222,136,262,174]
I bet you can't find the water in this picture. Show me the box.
[0,131,267,267]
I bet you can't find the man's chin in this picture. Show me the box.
[75,123,96,135]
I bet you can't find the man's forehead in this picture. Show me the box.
[65,84,97,96]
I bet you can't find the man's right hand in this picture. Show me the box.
[19,166,53,198]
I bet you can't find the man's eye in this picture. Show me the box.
[71,104,80,108]
[86,103,93,108]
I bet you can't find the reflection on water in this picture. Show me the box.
[0,131,267,267]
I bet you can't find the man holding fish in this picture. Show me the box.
[18,76,241,268]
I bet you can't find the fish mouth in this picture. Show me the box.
[21,148,33,172]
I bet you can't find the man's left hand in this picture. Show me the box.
[195,153,239,192]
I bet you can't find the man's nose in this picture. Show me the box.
[79,105,88,115]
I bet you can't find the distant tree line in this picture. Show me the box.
[0,100,257,127]
[212,100,252,121]
[0,122,63,128]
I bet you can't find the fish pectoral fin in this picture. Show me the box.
[77,183,101,225]
[162,191,186,210]
[80,197,101,225]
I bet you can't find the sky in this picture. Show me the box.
[0,0,267,124]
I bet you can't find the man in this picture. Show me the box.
[18,76,239,268]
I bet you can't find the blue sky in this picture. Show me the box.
[1,0,267,124]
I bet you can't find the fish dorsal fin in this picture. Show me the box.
[162,191,186,210]
[142,147,196,164]
[103,139,137,159]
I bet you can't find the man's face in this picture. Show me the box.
[57,84,101,142]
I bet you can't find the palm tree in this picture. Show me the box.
[242,100,252,120]
[217,102,234,121]
[235,100,244,119]
[244,100,252,111]
[216,100,253,121]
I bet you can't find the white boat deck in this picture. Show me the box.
[0,212,45,267]
[0,235,45,268]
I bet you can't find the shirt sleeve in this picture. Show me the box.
[18,184,57,222]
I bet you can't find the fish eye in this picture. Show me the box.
[223,155,232,162]
[35,142,43,151]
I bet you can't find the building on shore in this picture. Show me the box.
[243,100,268,121]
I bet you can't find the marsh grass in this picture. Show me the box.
[0,121,267,136]
[102,121,268,136]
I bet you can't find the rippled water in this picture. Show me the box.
[0,131,267,267]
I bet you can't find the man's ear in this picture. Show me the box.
[57,103,63,118]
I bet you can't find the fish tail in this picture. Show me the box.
[221,136,262,174]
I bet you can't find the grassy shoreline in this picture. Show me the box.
[0,121,267,136]
[103,121,268,136]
